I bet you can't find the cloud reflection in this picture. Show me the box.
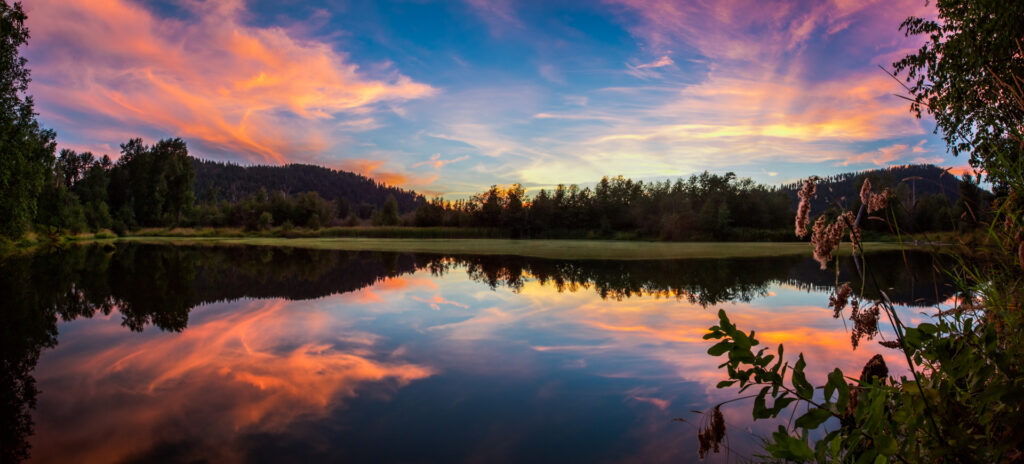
[25,253,936,462]
[31,298,434,463]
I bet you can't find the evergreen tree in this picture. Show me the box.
[379,194,400,226]
[0,1,56,239]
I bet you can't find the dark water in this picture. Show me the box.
[1,244,953,463]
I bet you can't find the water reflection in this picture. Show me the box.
[1,244,953,462]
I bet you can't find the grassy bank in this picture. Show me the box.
[117,236,909,260]
[3,225,942,260]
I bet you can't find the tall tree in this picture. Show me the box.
[894,0,1024,174]
[0,1,56,239]
[378,194,400,226]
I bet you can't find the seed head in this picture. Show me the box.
[795,177,817,237]
[851,301,881,350]
[697,406,727,458]
[829,283,853,318]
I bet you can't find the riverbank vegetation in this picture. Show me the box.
[694,1,1024,461]
[5,147,992,247]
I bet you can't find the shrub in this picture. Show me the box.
[258,211,273,230]
[111,220,128,237]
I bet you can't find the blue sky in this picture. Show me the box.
[25,0,964,197]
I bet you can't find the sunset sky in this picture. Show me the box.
[24,0,958,197]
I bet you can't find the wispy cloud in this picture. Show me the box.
[413,153,471,169]
[626,55,675,79]
[843,140,932,166]
[464,0,522,34]
[635,55,674,69]
[26,0,435,164]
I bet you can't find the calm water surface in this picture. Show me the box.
[1,244,952,463]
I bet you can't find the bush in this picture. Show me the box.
[696,172,1024,461]
[258,211,273,230]
[111,220,128,237]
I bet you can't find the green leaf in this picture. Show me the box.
[794,407,833,429]
[716,380,736,388]
[733,330,751,349]
[707,340,732,356]
[792,354,813,399]
[766,426,814,461]
[771,397,797,416]
[875,434,898,456]
[752,386,770,419]
[828,368,850,411]
[904,327,922,348]
[717,309,732,332]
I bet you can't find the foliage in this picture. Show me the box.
[109,138,194,227]
[780,164,974,234]
[372,194,401,226]
[697,2,1024,457]
[0,1,56,240]
[698,167,1024,461]
[704,304,1024,462]
[191,158,422,212]
[421,173,794,240]
[417,167,971,241]
[894,0,1024,173]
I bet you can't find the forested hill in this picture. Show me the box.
[191,158,423,211]
[780,164,964,211]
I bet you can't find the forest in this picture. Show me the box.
[24,138,989,242]
[22,139,989,242]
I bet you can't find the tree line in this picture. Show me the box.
[34,141,409,234]
[413,173,792,239]
[412,167,985,240]
[21,137,991,240]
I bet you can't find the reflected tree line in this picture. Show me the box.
[1,244,953,462]
[427,252,952,308]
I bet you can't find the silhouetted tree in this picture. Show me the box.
[0,1,56,239]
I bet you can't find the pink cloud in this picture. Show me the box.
[606,0,933,66]
[635,55,674,69]
[626,55,676,79]
[412,153,471,170]
[843,140,930,166]
[335,158,440,187]
[25,0,435,164]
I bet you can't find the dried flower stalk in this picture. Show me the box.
[829,282,854,318]
[795,177,817,238]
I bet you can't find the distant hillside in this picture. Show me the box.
[780,164,964,211]
[192,158,423,212]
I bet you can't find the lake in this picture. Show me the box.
[1,243,951,463]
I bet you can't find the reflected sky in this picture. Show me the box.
[8,245,949,463]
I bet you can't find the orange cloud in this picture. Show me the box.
[32,299,434,463]
[26,0,435,164]
[335,158,440,187]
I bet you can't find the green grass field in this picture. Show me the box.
[118,236,909,260]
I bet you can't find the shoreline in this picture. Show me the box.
[2,227,951,260]
[115,236,910,260]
